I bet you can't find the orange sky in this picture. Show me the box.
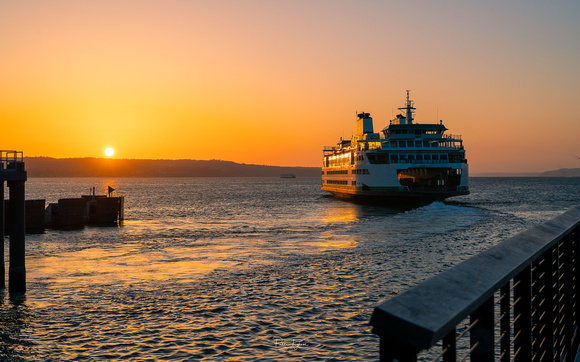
[1,0,579,174]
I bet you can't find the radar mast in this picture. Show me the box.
[398,90,416,124]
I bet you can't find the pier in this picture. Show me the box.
[370,205,580,361]
[0,151,27,293]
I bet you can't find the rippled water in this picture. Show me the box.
[1,177,580,360]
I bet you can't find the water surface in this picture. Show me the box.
[1,177,579,360]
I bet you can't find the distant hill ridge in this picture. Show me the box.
[540,168,580,177]
[23,157,321,178]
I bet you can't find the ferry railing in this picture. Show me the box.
[383,144,463,150]
[442,134,462,140]
[370,205,580,361]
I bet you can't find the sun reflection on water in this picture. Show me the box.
[317,234,357,250]
[29,244,238,287]
[319,204,360,224]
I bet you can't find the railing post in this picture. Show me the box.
[531,250,553,360]
[470,296,494,362]
[500,283,511,362]
[442,328,456,362]
[0,180,4,289]
[379,337,419,362]
[547,248,556,360]
[514,265,532,362]
[571,226,580,356]
[561,235,573,360]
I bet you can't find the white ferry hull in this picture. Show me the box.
[323,189,468,205]
[322,163,469,205]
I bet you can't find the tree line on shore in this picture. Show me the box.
[23,157,321,178]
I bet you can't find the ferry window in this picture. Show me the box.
[416,155,423,161]
[400,155,408,162]
[424,154,431,161]
[440,154,448,160]
[408,155,415,161]
[415,141,421,147]
[407,141,414,147]
[390,154,398,162]
[432,154,439,160]
[399,141,406,148]
[423,141,430,147]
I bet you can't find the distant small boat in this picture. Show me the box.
[280,173,296,178]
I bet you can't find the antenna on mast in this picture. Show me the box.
[398,90,416,124]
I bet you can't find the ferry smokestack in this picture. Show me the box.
[356,112,373,135]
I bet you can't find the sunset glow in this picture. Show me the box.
[1,1,579,174]
[105,148,114,157]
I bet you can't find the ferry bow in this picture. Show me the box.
[321,91,469,205]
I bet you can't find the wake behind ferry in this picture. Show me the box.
[321,91,469,204]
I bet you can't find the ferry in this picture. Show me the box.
[321,91,469,205]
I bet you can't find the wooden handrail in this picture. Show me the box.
[370,205,580,360]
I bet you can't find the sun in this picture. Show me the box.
[104,147,115,157]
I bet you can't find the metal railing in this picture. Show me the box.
[1,150,24,163]
[0,151,26,181]
[370,206,580,361]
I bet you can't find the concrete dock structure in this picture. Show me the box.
[46,194,124,229]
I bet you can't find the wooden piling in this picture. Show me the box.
[8,180,26,293]
[1,151,28,293]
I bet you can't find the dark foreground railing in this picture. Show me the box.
[370,206,580,361]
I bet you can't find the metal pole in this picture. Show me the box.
[379,337,419,362]
[514,266,532,362]
[8,180,25,293]
[0,180,4,289]
[470,297,495,362]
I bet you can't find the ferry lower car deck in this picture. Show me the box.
[397,167,463,192]
[321,164,469,205]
